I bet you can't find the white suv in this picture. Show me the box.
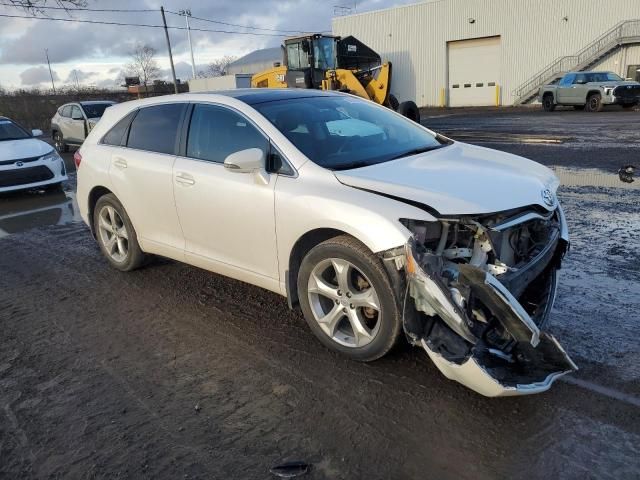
[51,101,115,152]
[76,90,576,397]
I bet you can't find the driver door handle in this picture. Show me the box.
[113,157,128,169]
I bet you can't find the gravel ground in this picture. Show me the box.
[1,108,639,479]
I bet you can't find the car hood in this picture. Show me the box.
[333,142,559,215]
[589,80,640,87]
[0,138,53,161]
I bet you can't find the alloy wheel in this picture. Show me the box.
[97,205,129,263]
[307,258,382,348]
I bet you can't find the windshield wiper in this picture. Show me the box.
[389,145,442,161]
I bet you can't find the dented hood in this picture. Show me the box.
[334,142,559,215]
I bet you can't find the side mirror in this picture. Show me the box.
[31,129,43,137]
[224,148,265,173]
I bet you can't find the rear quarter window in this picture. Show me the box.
[101,110,138,146]
[126,103,186,155]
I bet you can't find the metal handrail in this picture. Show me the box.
[513,19,640,102]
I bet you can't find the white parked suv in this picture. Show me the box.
[51,101,115,152]
[0,116,67,193]
[76,90,576,397]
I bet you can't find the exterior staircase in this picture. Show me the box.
[513,19,640,105]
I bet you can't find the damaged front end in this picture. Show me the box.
[396,206,577,396]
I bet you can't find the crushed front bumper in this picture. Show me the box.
[402,223,577,397]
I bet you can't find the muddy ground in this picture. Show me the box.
[1,108,639,479]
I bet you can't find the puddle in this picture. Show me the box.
[0,189,80,239]
[551,166,638,189]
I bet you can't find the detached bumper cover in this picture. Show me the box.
[421,333,577,397]
[405,235,577,397]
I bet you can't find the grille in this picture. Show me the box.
[0,165,54,188]
[614,85,640,99]
[0,154,43,166]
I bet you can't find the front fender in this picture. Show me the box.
[275,169,436,290]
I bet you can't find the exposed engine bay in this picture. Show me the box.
[386,206,577,396]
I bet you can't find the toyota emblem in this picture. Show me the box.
[15,161,24,167]
[541,188,555,207]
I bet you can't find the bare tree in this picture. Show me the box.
[126,44,160,95]
[204,55,238,77]
[8,0,88,14]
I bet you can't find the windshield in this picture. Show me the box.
[81,103,113,118]
[585,72,624,82]
[0,119,31,141]
[254,96,447,170]
[314,37,336,70]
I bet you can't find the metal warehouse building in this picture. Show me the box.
[332,0,640,107]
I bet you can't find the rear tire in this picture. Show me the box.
[297,235,402,362]
[585,93,603,112]
[542,94,556,112]
[93,194,145,272]
[398,101,420,123]
[386,93,400,111]
[53,132,68,153]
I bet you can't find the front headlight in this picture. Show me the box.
[41,150,62,162]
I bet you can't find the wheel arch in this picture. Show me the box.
[87,185,115,238]
[587,89,602,98]
[542,91,555,102]
[286,228,356,309]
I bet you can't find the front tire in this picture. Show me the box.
[542,94,556,112]
[297,235,402,362]
[93,194,145,271]
[397,101,421,123]
[585,93,603,112]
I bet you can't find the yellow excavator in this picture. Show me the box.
[251,34,420,123]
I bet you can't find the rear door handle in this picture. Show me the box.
[113,157,128,169]
[175,172,195,186]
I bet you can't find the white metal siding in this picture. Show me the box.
[448,36,501,106]
[332,0,640,106]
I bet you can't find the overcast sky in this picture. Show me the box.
[0,0,418,90]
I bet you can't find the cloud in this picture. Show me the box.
[0,0,418,89]
[20,66,59,85]
[65,69,99,83]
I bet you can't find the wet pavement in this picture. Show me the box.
[0,110,639,479]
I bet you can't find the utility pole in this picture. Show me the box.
[44,49,56,94]
[179,9,197,79]
[160,6,179,94]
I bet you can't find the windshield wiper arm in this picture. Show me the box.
[389,145,442,160]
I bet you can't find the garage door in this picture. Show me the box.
[447,36,501,107]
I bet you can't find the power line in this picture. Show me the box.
[0,12,288,36]
[0,2,317,35]
[0,2,158,12]
[164,9,307,34]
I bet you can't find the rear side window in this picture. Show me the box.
[186,104,268,163]
[70,105,83,119]
[127,103,186,155]
[101,110,137,146]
